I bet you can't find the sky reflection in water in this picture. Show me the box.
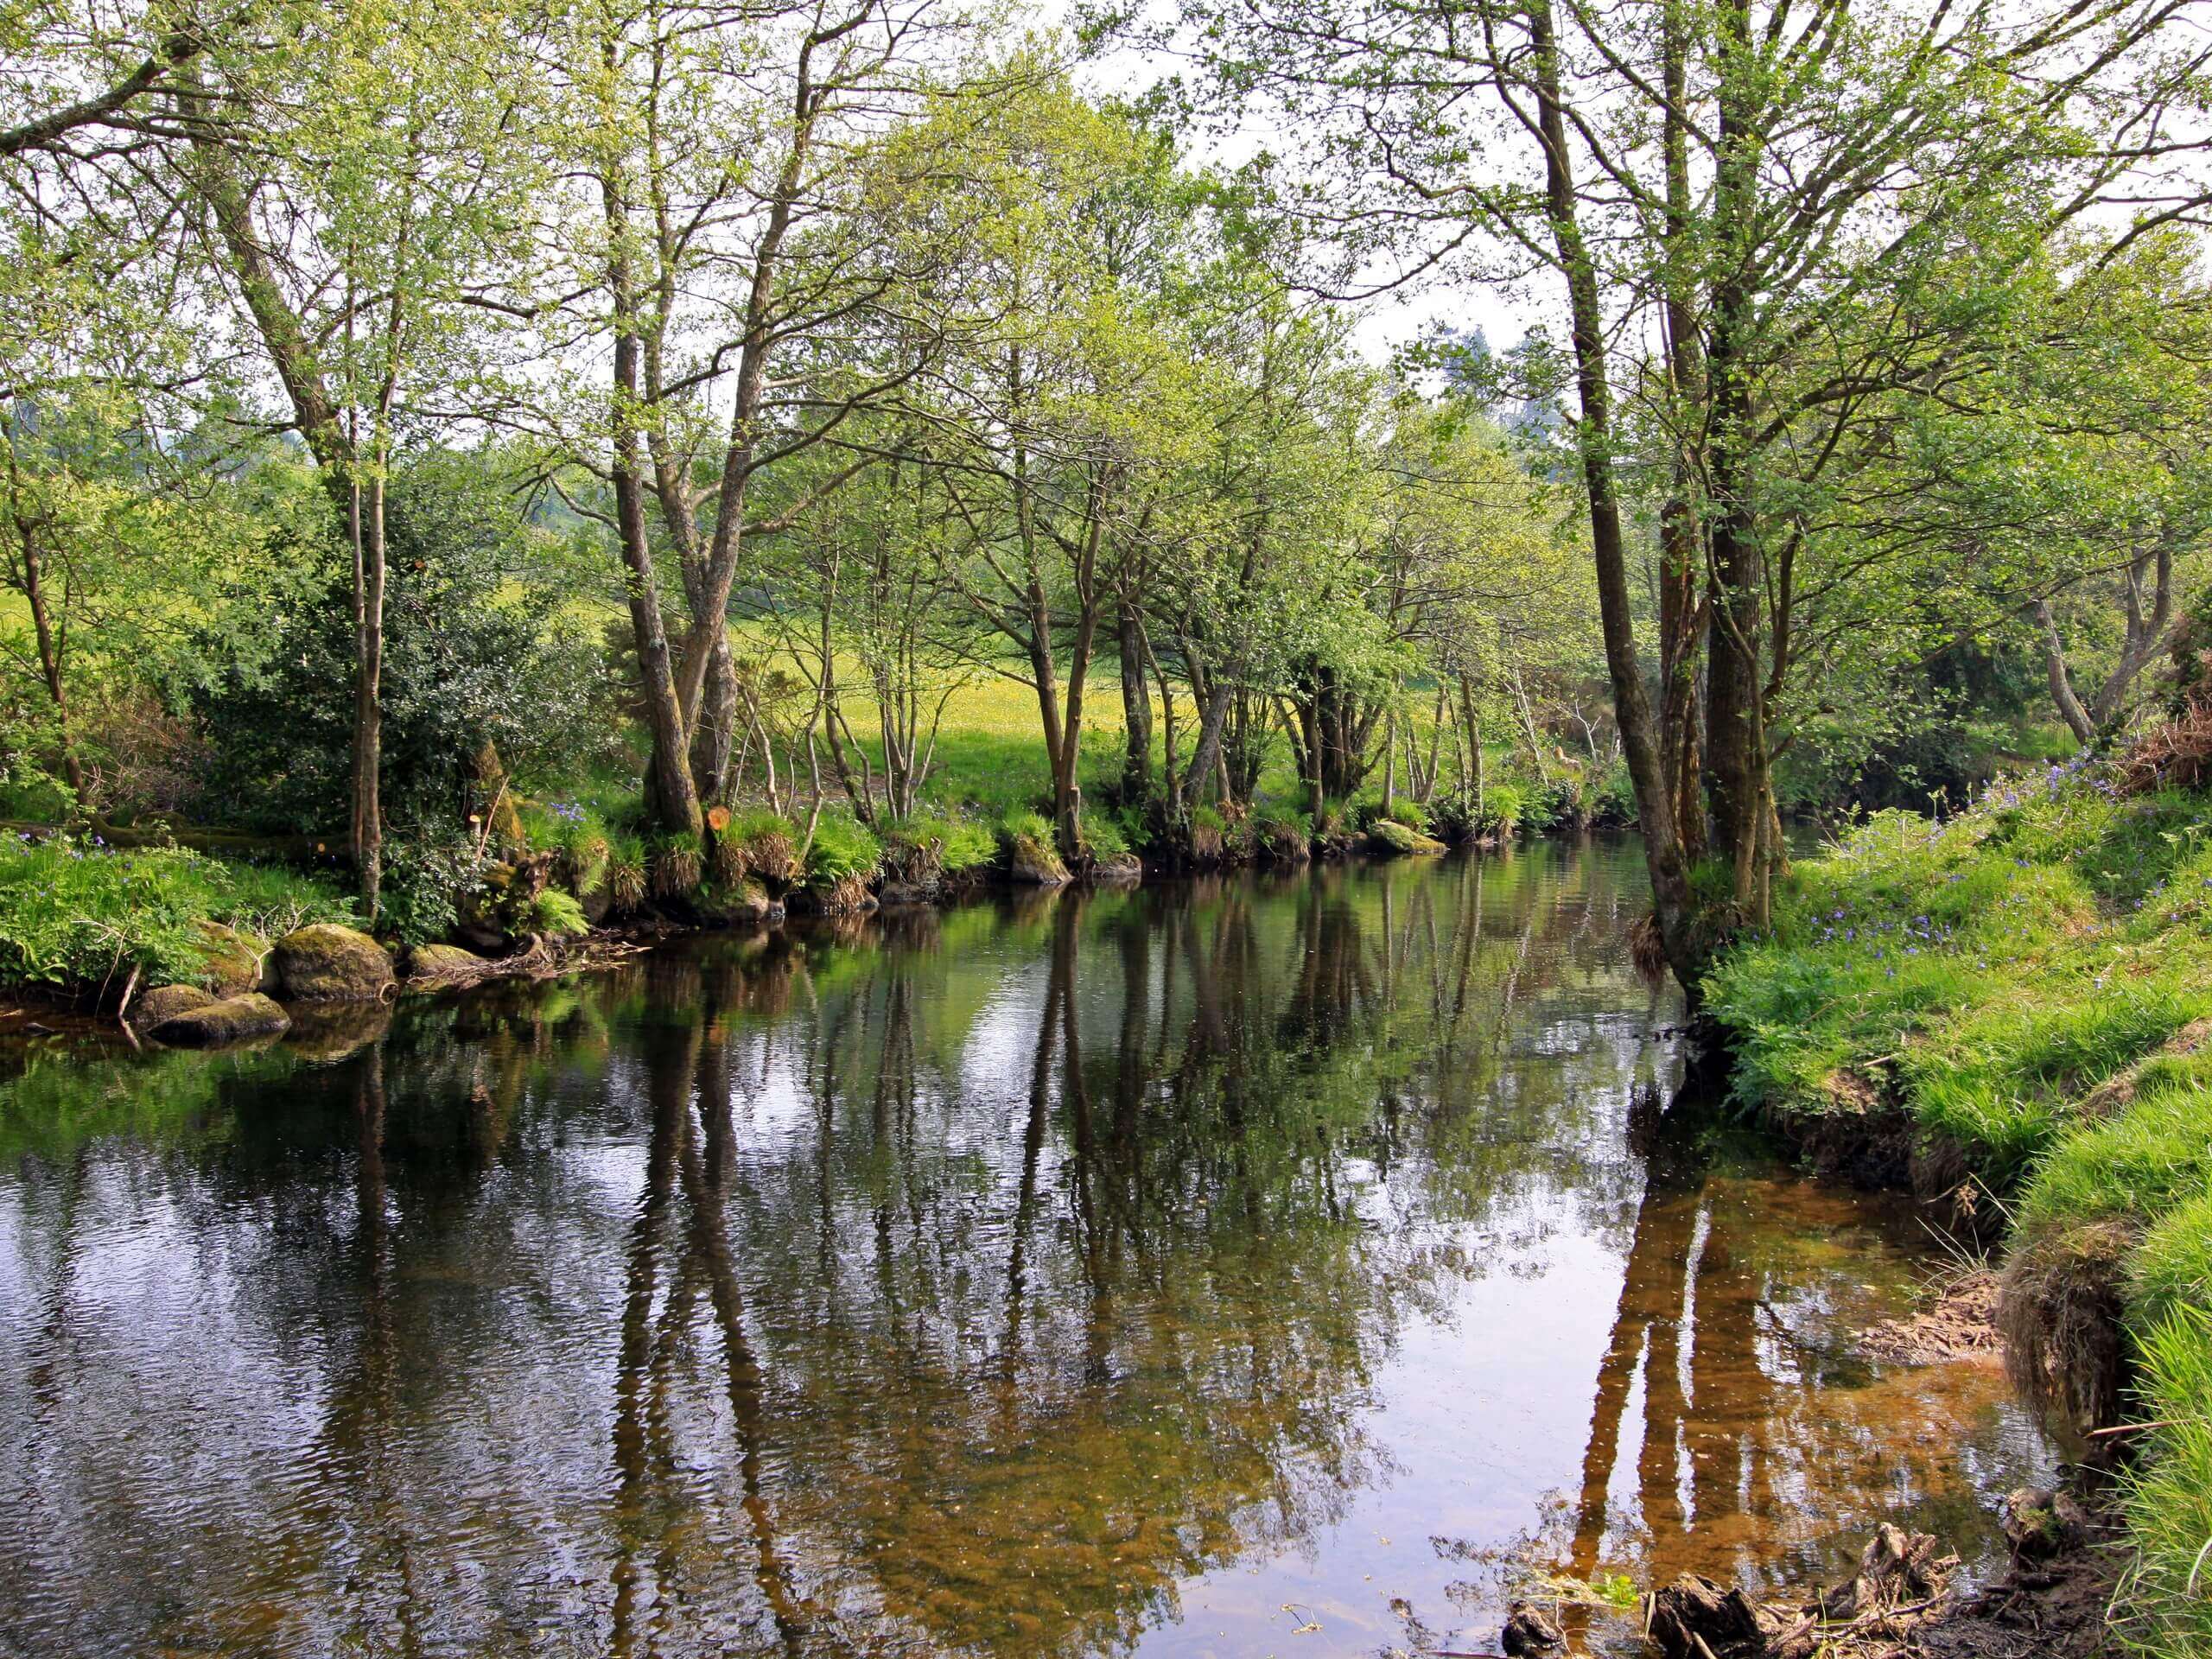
[0,842,2053,1657]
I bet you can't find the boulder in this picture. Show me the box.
[272,924,394,1002]
[131,984,212,1027]
[1007,831,1071,887]
[149,992,291,1048]
[1092,851,1144,884]
[197,921,268,994]
[697,880,774,926]
[408,942,488,981]
[1364,819,1447,857]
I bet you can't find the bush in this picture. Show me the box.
[187,454,617,838]
[883,811,996,883]
[379,830,484,947]
[605,835,647,912]
[650,831,703,898]
[1000,809,1053,848]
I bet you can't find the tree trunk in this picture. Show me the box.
[15,527,86,806]
[1117,590,1153,806]
[1526,0,1700,990]
[349,475,385,915]
[602,156,702,840]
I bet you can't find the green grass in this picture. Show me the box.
[0,830,355,997]
[2117,1307,2212,1657]
[1707,760,2212,1649]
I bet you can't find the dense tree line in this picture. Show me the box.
[1,0,2207,992]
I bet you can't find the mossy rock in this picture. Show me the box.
[132,984,212,1027]
[697,880,773,926]
[149,992,291,1048]
[1092,851,1143,884]
[1007,833,1070,887]
[407,943,487,981]
[283,1000,393,1062]
[1364,820,1447,858]
[197,921,268,994]
[272,924,395,1002]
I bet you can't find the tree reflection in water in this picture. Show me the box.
[0,844,2050,1658]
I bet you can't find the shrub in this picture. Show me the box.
[732,811,798,887]
[380,830,484,947]
[1382,796,1430,832]
[188,455,617,838]
[882,811,995,883]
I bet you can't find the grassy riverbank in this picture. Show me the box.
[0,831,356,1002]
[1707,763,2212,1655]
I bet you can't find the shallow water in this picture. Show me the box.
[0,842,2053,1658]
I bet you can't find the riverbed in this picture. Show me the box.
[0,841,2054,1656]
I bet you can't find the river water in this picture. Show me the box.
[0,841,2053,1658]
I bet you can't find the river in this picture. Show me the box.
[0,840,2054,1657]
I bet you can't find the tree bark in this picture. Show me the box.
[1526,0,1700,989]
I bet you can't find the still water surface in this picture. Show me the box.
[0,842,2051,1657]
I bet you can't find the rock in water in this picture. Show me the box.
[407,942,488,981]
[149,992,291,1048]
[1007,832,1070,887]
[1501,1599,1563,1655]
[131,984,212,1027]
[1647,1574,1783,1659]
[272,924,395,1001]
[2003,1487,2088,1562]
[1364,820,1447,857]
[283,1000,393,1061]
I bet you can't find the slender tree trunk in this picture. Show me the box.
[15,527,85,805]
[1526,0,1699,989]
[602,154,702,839]
[1701,0,1770,920]
[1116,589,1153,806]
[349,475,385,915]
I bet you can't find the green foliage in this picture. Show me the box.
[1708,759,2212,1644]
[1000,809,1053,848]
[0,830,351,994]
[186,455,614,838]
[378,830,481,947]
[2117,1307,2212,1658]
[605,836,647,912]
[804,812,883,886]
[1077,807,1131,860]
[525,887,589,938]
